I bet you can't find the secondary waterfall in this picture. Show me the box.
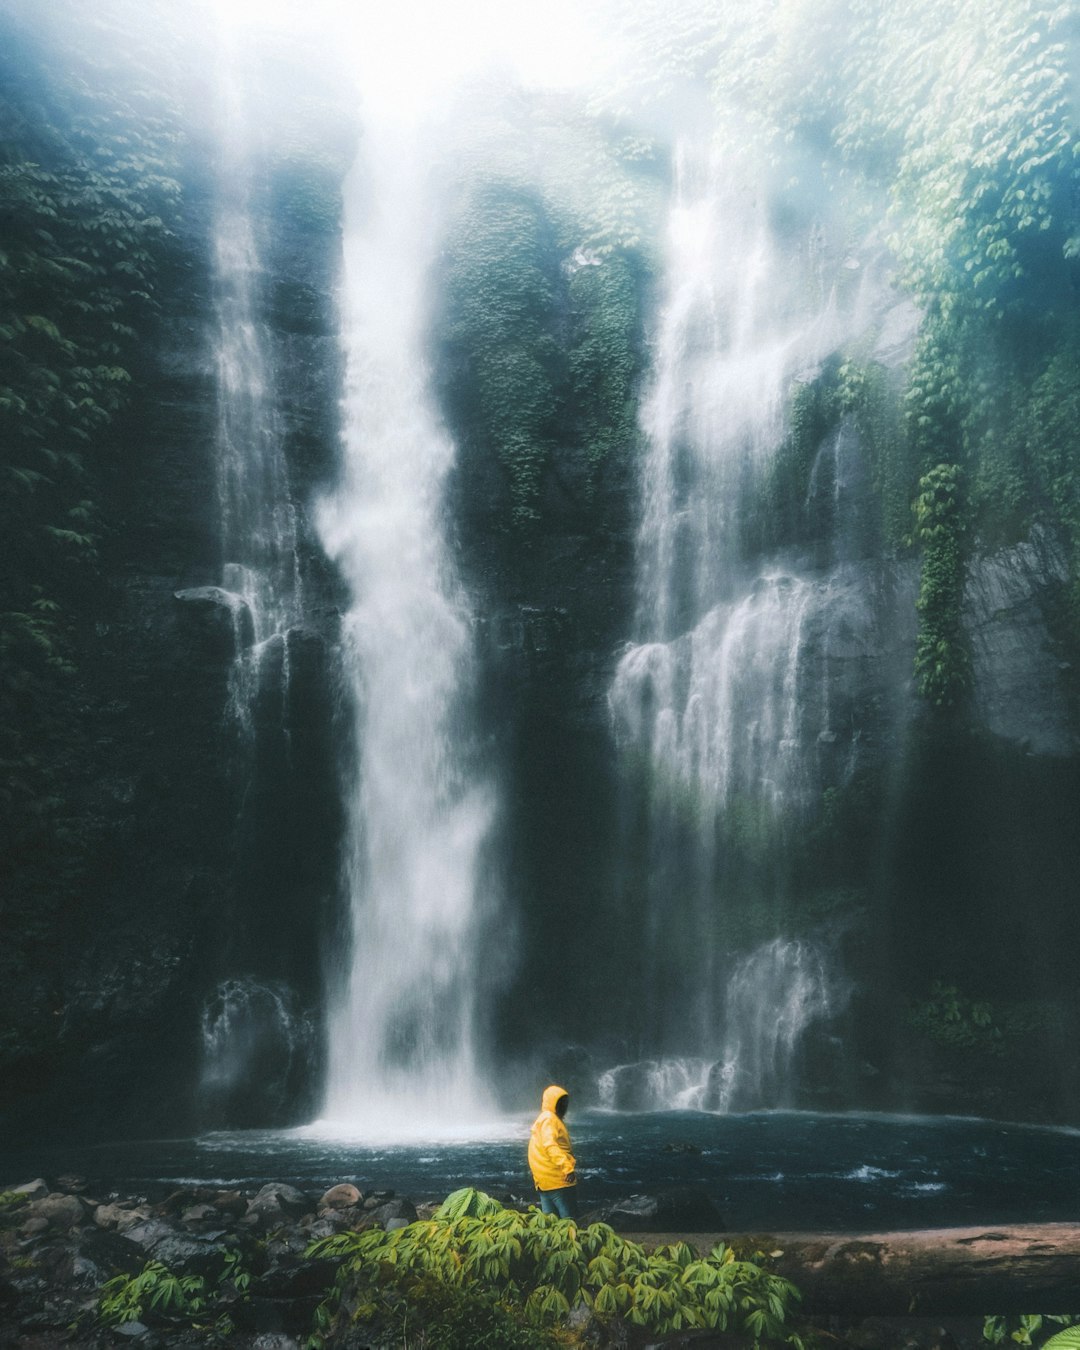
[607,141,867,1105]
[317,117,499,1130]
[211,31,301,729]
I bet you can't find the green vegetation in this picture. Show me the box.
[913,463,972,709]
[97,1251,250,1337]
[0,6,182,854]
[436,171,646,529]
[437,182,562,525]
[307,1190,802,1347]
[984,1315,1078,1347]
[910,981,1049,1056]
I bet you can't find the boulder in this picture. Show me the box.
[27,1193,88,1231]
[247,1183,312,1223]
[173,585,255,653]
[214,1189,249,1216]
[8,1179,48,1200]
[124,1218,180,1250]
[319,1183,361,1210]
[603,1186,725,1233]
[181,1203,220,1225]
[367,1198,417,1229]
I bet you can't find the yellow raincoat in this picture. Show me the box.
[528,1084,577,1191]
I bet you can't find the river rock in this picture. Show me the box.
[367,1197,417,1228]
[8,1178,48,1200]
[247,1183,312,1222]
[319,1183,361,1210]
[27,1193,89,1231]
[214,1189,249,1216]
[124,1218,180,1250]
[181,1202,220,1224]
[603,1186,725,1232]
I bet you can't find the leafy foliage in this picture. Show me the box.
[984,1315,1078,1347]
[307,1194,801,1346]
[913,464,972,709]
[98,1260,208,1326]
[436,176,645,528]
[97,1251,250,1334]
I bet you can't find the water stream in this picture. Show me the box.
[607,141,872,1105]
[315,116,499,1131]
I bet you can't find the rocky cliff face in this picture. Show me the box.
[1,147,348,1142]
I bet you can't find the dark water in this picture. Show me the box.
[4,1111,1079,1233]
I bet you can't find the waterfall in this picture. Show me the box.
[211,30,301,730]
[201,978,313,1125]
[316,118,498,1131]
[596,939,839,1112]
[607,141,869,1108]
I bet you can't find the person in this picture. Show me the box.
[528,1084,578,1218]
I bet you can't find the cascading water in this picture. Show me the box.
[196,27,307,1110]
[211,29,301,731]
[606,141,871,1106]
[316,117,499,1131]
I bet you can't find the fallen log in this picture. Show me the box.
[626,1226,1080,1315]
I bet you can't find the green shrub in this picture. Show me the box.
[307,1193,802,1347]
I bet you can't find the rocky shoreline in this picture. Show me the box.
[2,1176,1072,1350]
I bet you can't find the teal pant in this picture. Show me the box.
[539,1187,578,1219]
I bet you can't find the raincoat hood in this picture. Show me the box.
[541,1084,568,1114]
[529,1085,576,1191]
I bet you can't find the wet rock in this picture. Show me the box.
[116,1205,153,1233]
[247,1183,312,1223]
[8,1178,48,1200]
[173,585,255,653]
[27,1193,89,1231]
[214,1189,249,1216]
[603,1186,725,1233]
[124,1219,178,1250]
[19,1216,50,1237]
[180,1203,219,1225]
[147,1230,233,1277]
[361,1189,394,1211]
[319,1183,361,1210]
[114,1320,150,1337]
[367,1197,417,1228]
[55,1174,88,1194]
[76,1227,146,1277]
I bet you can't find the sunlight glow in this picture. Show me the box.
[211,0,613,118]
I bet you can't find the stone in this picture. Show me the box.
[8,1179,48,1200]
[114,1321,149,1338]
[55,1174,88,1193]
[19,1216,49,1237]
[367,1198,417,1228]
[214,1189,249,1216]
[94,1203,129,1229]
[173,585,255,652]
[247,1183,312,1222]
[116,1206,153,1233]
[123,1218,179,1250]
[181,1203,219,1224]
[27,1193,88,1231]
[318,1183,361,1210]
[604,1186,724,1233]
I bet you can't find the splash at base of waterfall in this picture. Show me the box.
[597,939,844,1113]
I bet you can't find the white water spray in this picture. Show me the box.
[606,141,871,1108]
[211,30,301,730]
[316,118,498,1131]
